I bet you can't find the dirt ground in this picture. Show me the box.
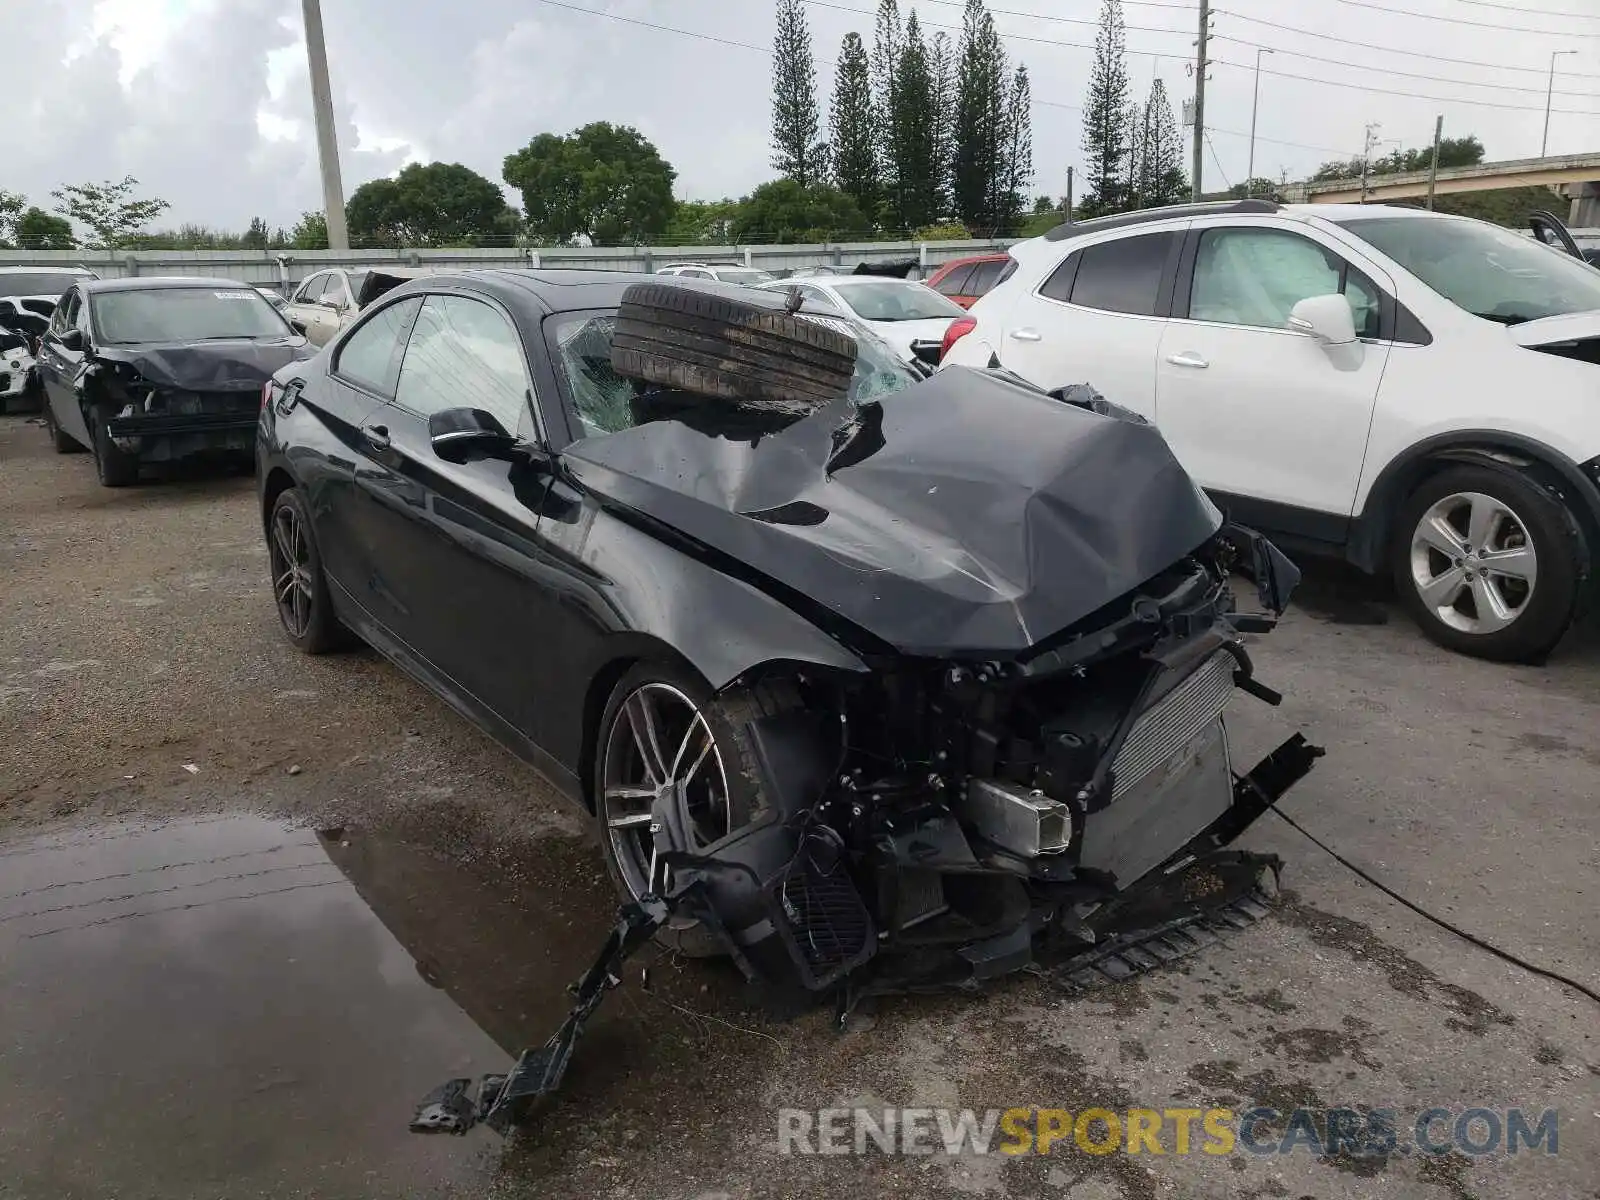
[1,411,1597,1200]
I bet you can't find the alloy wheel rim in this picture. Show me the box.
[1409,491,1537,636]
[600,681,731,900]
[270,505,315,638]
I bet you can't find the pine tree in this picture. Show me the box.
[1136,78,1187,207]
[952,0,1007,230]
[870,0,904,221]
[1080,0,1130,215]
[771,0,825,187]
[928,32,957,218]
[1123,100,1143,209]
[994,64,1033,234]
[830,33,879,217]
[890,12,940,230]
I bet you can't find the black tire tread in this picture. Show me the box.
[92,408,137,487]
[271,488,349,655]
[612,281,856,408]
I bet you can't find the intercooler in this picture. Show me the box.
[1080,652,1238,886]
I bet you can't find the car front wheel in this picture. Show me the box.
[1392,464,1582,663]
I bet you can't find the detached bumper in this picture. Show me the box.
[107,412,259,438]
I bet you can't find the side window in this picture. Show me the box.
[1069,233,1177,316]
[332,296,422,397]
[293,272,325,303]
[395,295,530,433]
[686,269,714,279]
[316,274,347,306]
[800,285,841,311]
[967,259,1007,295]
[1343,267,1382,340]
[933,264,976,296]
[1190,228,1344,331]
[1039,253,1078,302]
[49,291,74,333]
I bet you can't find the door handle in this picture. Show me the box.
[363,424,391,451]
[1166,352,1209,368]
[1009,327,1042,342]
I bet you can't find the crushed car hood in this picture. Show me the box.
[1507,310,1600,349]
[561,366,1224,658]
[91,338,311,391]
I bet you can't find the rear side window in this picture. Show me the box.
[1068,233,1177,316]
[333,296,422,397]
[933,264,976,296]
[967,259,1007,296]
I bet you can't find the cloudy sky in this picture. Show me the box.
[4,0,1596,233]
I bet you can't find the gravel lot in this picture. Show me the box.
[1,410,1597,1200]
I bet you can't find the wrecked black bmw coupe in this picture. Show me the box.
[256,272,1320,1135]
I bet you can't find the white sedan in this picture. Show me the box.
[760,275,967,363]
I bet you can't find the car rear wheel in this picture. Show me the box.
[1392,464,1581,663]
[593,662,800,957]
[268,487,347,654]
[41,400,78,453]
[91,407,138,486]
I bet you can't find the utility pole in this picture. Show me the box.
[301,0,349,251]
[1247,48,1273,197]
[1542,50,1578,157]
[1065,166,1074,220]
[1426,115,1443,210]
[1191,0,1210,202]
[1359,122,1381,205]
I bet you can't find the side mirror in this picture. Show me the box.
[58,328,84,351]
[910,339,942,366]
[429,407,518,462]
[1286,294,1356,346]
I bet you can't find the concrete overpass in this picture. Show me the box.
[1282,152,1600,223]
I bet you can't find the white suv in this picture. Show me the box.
[943,199,1600,662]
[655,263,776,287]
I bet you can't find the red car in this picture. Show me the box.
[926,253,1015,309]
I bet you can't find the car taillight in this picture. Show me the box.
[939,316,977,363]
[261,380,275,411]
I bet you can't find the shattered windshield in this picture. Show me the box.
[550,309,920,438]
[1332,215,1600,325]
[91,287,293,344]
[827,280,968,322]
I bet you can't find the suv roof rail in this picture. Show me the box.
[1043,198,1281,242]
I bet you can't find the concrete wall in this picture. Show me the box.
[0,238,1017,292]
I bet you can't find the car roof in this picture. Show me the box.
[81,275,261,293]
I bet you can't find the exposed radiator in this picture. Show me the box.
[1111,652,1235,799]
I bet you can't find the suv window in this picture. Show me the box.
[293,272,325,303]
[317,274,349,306]
[1190,228,1381,339]
[333,296,422,396]
[933,264,976,296]
[967,260,1007,295]
[395,295,530,432]
[48,291,76,334]
[1067,233,1176,316]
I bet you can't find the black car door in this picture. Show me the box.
[38,289,91,446]
[346,291,555,743]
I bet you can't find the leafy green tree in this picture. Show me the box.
[242,216,271,250]
[1134,79,1186,208]
[1032,195,1057,214]
[51,176,170,248]
[1312,134,1485,183]
[13,207,76,249]
[914,221,970,241]
[504,122,677,245]
[663,199,740,245]
[1229,178,1283,202]
[0,190,24,245]
[772,0,826,187]
[887,12,940,231]
[731,179,867,244]
[290,211,329,250]
[994,64,1032,233]
[347,162,516,247]
[952,0,1007,230]
[1079,0,1130,216]
[830,33,879,219]
[871,0,904,204]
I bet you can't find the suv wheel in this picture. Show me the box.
[1392,464,1581,663]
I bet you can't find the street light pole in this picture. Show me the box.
[301,0,349,251]
[1542,50,1578,158]
[1246,48,1274,197]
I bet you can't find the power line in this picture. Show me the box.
[1203,132,1234,190]
[525,0,770,54]
[893,0,1196,38]
[1455,0,1600,16]
[1333,0,1600,37]
[1032,95,1358,159]
[1213,10,1600,80]
[1211,33,1600,98]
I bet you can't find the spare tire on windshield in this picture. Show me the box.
[611,281,858,413]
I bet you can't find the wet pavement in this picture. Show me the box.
[3,410,1599,1199]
